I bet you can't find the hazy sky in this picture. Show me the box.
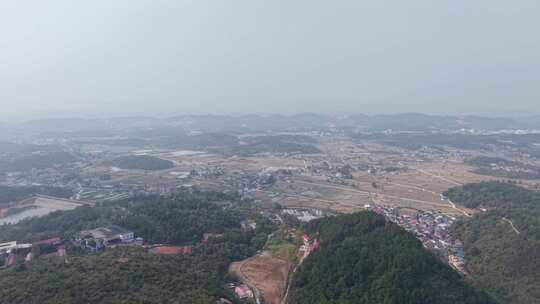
[1,1,539,119]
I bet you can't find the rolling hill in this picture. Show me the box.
[289,212,494,304]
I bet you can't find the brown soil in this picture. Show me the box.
[230,255,291,304]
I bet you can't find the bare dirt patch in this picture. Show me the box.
[230,255,291,304]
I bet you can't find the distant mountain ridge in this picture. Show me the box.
[4,113,540,135]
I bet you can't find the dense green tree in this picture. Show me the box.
[448,182,540,304]
[0,191,272,304]
[289,212,495,304]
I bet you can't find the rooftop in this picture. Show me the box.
[149,246,193,255]
[81,225,132,240]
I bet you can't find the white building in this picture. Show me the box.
[0,241,18,254]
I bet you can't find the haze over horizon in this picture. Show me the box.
[1,0,539,120]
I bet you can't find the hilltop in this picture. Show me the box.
[448,182,540,304]
[288,212,494,304]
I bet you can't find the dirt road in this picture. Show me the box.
[502,217,521,235]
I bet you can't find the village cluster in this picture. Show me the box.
[365,204,467,274]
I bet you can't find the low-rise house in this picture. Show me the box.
[240,220,257,231]
[202,233,223,243]
[6,253,17,266]
[16,243,32,249]
[77,225,139,251]
[25,252,33,262]
[309,239,320,252]
[234,285,253,299]
[0,241,19,254]
[33,237,62,246]
[44,245,66,258]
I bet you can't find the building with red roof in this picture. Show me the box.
[33,237,62,246]
[149,246,193,255]
[234,285,253,299]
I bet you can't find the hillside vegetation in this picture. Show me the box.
[0,192,248,244]
[0,191,274,303]
[1,248,220,304]
[443,181,539,209]
[448,182,540,304]
[466,156,540,180]
[289,212,494,304]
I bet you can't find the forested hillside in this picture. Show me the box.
[0,191,274,303]
[109,155,174,170]
[449,182,540,304]
[443,181,538,209]
[0,234,268,304]
[0,192,251,244]
[465,157,540,180]
[289,212,494,304]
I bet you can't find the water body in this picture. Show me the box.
[0,207,62,225]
